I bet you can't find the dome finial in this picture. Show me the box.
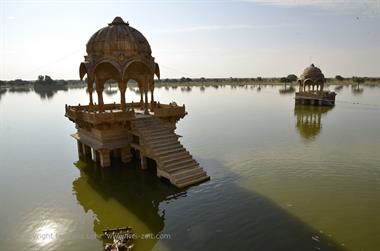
[109,16,129,26]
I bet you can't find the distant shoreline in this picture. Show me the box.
[1,77,380,89]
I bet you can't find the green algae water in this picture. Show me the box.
[0,84,379,251]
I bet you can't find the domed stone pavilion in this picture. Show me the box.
[79,16,159,113]
[65,17,209,188]
[295,64,336,106]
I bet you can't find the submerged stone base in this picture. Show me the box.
[295,91,336,106]
[66,102,209,188]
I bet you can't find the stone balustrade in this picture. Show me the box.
[65,102,187,125]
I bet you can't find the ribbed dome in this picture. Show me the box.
[299,64,325,82]
[86,17,152,59]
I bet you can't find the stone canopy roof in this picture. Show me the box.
[86,16,152,59]
[299,64,325,83]
[80,17,159,82]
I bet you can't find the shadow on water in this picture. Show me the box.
[294,105,333,141]
[160,158,347,251]
[72,156,345,251]
[72,159,184,250]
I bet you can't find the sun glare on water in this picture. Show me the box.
[35,221,59,246]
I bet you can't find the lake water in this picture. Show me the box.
[0,84,379,251]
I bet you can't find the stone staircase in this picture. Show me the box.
[131,116,209,188]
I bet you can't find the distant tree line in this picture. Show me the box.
[280,74,298,83]
[1,75,380,87]
[0,75,83,87]
[36,75,55,85]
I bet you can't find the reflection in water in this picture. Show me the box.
[72,160,184,250]
[279,85,295,94]
[33,84,68,99]
[334,85,344,92]
[104,89,118,96]
[180,86,192,92]
[8,86,32,93]
[351,85,364,95]
[0,88,7,102]
[294,105,333,141]
[104,84,118,96]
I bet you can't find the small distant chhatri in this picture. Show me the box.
[295,64,336,106]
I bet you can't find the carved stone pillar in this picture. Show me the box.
[96,79,104,112]
[144,91,149,114]
[77,140,83,157]
[140,152,147,170]
[99,149,111,167]
[150,89,154,104]
[119,80,127,111]
[121,147,132,163]
[92,148,100,162]
[82,144,92,159]
[88,78,94,106]
[140,92,144,106]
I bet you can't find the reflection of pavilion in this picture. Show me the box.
[72,161,184,250]
[294,105,333,140]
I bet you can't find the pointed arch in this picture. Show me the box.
[79,63,88,80]
[94,60,122,83]
[122,60,152,81]
[154,63,160,79]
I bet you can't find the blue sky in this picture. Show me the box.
[1,0,379,80]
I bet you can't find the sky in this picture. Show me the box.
[0,0,379,80]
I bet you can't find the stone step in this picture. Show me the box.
[174,174,210,188]
[172,166,204,179]
[147,137,179,145]
[159,151,191,161]
[165,159,198,172]
[144,133,178,140]
[156,147,186,157]
[154,144,183,154]
[165,158,196,169]
[140,128,170,135]
[132,121,157,127]
[132,123,158,129]
[143,130,172,138]
[132,115,209,188]
[174,170,208,184]
[147,137,178,146]
[160,154,193,165]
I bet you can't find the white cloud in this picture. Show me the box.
[242,0,380,16]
